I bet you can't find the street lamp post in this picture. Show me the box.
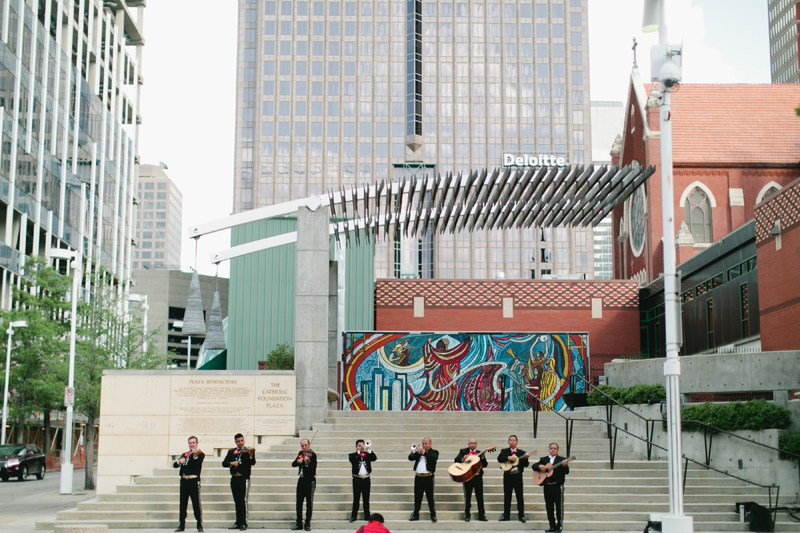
[125,294,149,354]
[1,320,28,445]
[642,2,692,533]
[50,248,81,495]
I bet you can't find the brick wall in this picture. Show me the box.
[756,177,800,351]
[375,279,642,377]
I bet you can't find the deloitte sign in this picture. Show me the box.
[503,153,568,168]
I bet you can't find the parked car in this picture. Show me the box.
[0,444,46,481]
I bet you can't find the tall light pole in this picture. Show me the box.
[50,248,81,495]
[642,2,692,533]
[125,294,149,354]
[2,320,28,445]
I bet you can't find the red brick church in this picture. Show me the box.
[611,69,800,284]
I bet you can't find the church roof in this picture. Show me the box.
[646,83,800,166]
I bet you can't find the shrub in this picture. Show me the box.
[665,399,790,433]
[778,432,800,463]
[263,343,294,370]
[587,384,666,406]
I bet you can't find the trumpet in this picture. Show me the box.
[411,443,421,452]
[365,440,372,454]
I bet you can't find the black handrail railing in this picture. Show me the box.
[527,393,780,531]
[681,418,800,463]
[571,373,659,460]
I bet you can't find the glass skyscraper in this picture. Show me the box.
[133,164,183,270]
[234,0,594,279]
[0,1,144,307]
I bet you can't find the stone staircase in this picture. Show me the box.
[37,411,797,531]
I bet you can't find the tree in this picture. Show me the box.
[263,343,295,370]
[74,276,169,490]
[1,257,70,453]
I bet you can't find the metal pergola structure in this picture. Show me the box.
[191,162,655,262]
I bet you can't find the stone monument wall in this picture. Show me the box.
[97,370,295,494]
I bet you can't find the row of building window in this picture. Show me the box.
[679,256,757,304]
[257,1,582,20]
[257,40,587,63]
[253,122,583,141]
[247,141,580,159]
[259,20,581,38]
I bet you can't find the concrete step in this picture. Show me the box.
[128,475,752,489]
[95,490,771,505]
[148,464,741,478]
[75,500,765,514]
[47,508,764,522]
[34,519,800,532]
[41,410,795,533]
[113,482,765,496]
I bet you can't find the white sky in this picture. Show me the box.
[136,0,770,278]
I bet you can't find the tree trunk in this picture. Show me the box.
[84,416,96,490]
[16,416,24,444]
[43,411,51,455]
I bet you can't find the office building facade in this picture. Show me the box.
[590,100,624,280]
[768,0,799,83]
[0,1,144,308]
[234,0,594,280]
[133,164,183,270]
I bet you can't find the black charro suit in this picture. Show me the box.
[497,447,530,519]
[222,447,256,528]
[292,450,318,528]
[348,450,377,520]
[408,448,439,520]
[454,448,488,520]
[536,454,570,531]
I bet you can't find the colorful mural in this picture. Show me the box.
[341,332,589,412]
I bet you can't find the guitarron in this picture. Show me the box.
[448,446,497,483]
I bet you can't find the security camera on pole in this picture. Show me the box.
[641,2,692,533]
[50,248,81,495]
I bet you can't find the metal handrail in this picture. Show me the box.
[570,373,660,459]
[527,392,779,530]
[571,373,659,423]
[573,372,800,465]
[681,418,800,460]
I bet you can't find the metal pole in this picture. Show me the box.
[1,327,13,445]
[657,3,691,531]
[60,254,80,495]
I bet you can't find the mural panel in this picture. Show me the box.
[341,332,589,412]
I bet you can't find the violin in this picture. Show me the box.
[180,448,203,464]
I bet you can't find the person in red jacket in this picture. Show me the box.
[355,514,391,533]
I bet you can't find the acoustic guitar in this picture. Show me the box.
[448,446,497,483]
[500,449,537,472]
[532,456,576,485]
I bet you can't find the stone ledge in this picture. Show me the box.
[54,525,109,533]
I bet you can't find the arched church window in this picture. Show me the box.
[685,187,712,243]
[762,186,780,201]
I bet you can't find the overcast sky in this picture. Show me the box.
[136,0,771,278]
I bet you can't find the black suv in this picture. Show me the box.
[0,444,46,481]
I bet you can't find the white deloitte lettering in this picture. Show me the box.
[502,153,567,168]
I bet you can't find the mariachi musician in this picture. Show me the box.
[222,433,256,531]
[292,438,317,531]
[348,439,377,522]
[173,436,204,532]
[454,438,489,522]
[497,435,532,523]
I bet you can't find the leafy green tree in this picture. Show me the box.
[74,277,169,490]
[1,258,70,452]
[263,343,295,370]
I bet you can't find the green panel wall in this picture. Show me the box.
[228,217,374,370]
